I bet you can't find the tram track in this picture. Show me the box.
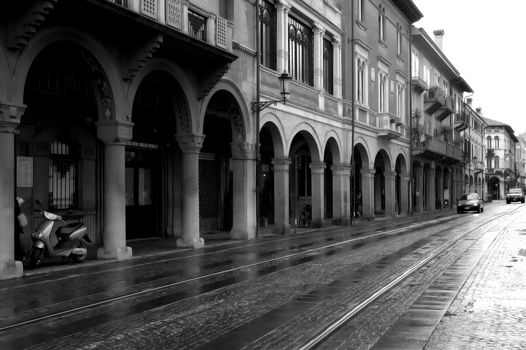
[0,214,460,333]
[298,205,523,350]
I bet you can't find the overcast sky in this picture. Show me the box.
[412,0,525,135]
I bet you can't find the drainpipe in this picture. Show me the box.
[350,1,355,226]
[255,0,261,237]
[408,25,413,216]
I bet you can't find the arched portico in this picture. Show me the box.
[288,128,322,228]
[373,150,393,216]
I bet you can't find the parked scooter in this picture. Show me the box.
[26,200,91,269]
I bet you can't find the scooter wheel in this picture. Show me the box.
[28,248,43,269]
[72,254,87,263]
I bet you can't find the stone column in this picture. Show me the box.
[414,165,423,213]
[313,22,324,91]
[332,38,342,98]
[384,171,396,216]
[437,169,443,208]
[361,168,375,218]
[0,103,25,280]
[310,162,325,227]
[425,167,436,212]
[276,1,291,73]
[400,176,410,215]
[272,158,291,234]
[230,142,257,240]
[332,164,350,224]
[96,121,133,261]
[176,134,205,248]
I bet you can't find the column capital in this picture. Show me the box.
[313,22,325,34]
[309,162,326,174]
[362,168,376,176]
[272,157,291,171]
[384,171,397,178]
[96,120,133,145]
[401,176,411,182]
[277,0,291,12]
[332,37,342,47]
[0,103,26,133]
[332,164,351,176]
[176,133,205,153]
[231,142,256,160]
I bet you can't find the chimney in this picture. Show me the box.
[466,98,472,106]
[433,29,445,51]
[476,107,482,115]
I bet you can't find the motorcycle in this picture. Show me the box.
[26,200,92,269]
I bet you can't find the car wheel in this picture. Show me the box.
[481,207,484,213]
[506,201,510,204]
[522,200,525,204]
[477,207,481,213]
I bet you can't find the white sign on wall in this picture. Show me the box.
[16,156,33,188]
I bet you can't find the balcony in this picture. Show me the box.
[377,113,402,139]
[454,112,468,131]
[424,86,446,114]
[473,160,485,174]
[412,131,464,163]
[411,76,427,93]
[104,0,233,51]
[487,148,495,157]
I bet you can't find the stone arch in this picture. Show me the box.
[288,123,322,162]
[395,153,408,176]
[0,43,11,102]
[323,130,342,164]
[14,26,124,121]
[261,120,286,158]
[127,58,196,135]
[374,149,392,170]
[353,137,371,167]
[200,78,251,142]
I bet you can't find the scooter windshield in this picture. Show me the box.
[43,211,61,221]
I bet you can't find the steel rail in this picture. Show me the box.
[298,206,520,350]
[0,215,457,332]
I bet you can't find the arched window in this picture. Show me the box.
[357,58,366,104]
[378,6,386,42]
[288,16,313,86]
[49,141,77,209]
[486,136,492,149]
[259,1,276,70]
[396,24,403,56]
[494,156,500,169]
[323,38,333,94]
[470,175,473,185]
[494,136,500,149]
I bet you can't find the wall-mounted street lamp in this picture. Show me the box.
[251,72,292,112]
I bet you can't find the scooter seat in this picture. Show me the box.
[56,222,84,236]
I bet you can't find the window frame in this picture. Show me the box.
[259,0,277,70]
[288,15,314,86]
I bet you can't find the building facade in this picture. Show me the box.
[410,28,472,212]
[484,118,519,199]
[463,102,487,198]
[1,0,260,279]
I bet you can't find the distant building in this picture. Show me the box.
[483,118,519,199]
[463,103,487,199]
[410,27,472,212]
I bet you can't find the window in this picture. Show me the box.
[288,16,313,86]
[49,141,77,210]
[411,51,419,77]
[495,156,500,168]
[494,136,500,149]
[357,0,364,23]
[259,0,277,70]
[396,24,402,56]
[396,84,405,118]
[378,6,386,42]
[423,64,430,86]
[487,136,492,149]
[323,38,333,94]
[379,71,388,113]
[356,57,367,104]
[188,10,207,41]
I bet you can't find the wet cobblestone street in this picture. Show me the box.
[424,205,526,350]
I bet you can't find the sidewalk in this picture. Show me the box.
[22,207,465,277]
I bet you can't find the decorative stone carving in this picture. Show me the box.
[231,142,256,160]
[272,158,291,171]
[124,34,164,81]
[81,50,114,121]
[176,133,205,153]
[0,103,26,133]
[96,121,133,145]
[198,63,231,100]
[8,0,58,51]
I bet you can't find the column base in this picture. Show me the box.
[231,228,255,240]
[273,224,291,235]
[0,260,23,280]
[177,237,205,249]
[97,246,133,261]
[333,217,351,225]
